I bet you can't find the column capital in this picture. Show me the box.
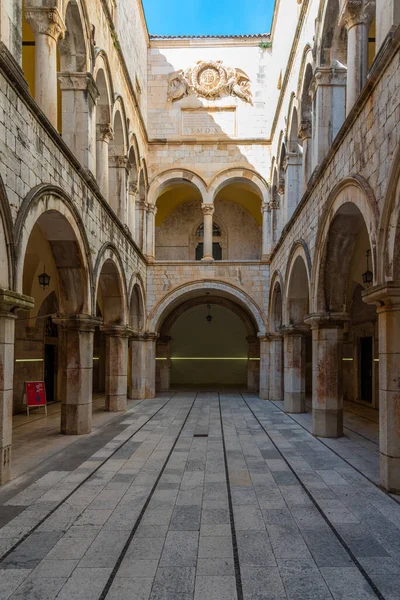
[136,200,147,211]
[362,282,400,311]
[263,331,284,341]
[0,289,34,316]
[298,119,312,141]
[201,203,215,216]
[109,155,129,170]
[310,66,347,98]
[277,177,285,196]
[339,0,376,30]
[283,152,302,170]
[96,123,114,143]
[101,324,131,338]
[58,72,100,103]
[281,324,310,337]
[261,202,271,213]
[53,314,102,332]
[130,331,159,342]
[146,203,157,215]
[304,312,349,328]
[24,7,66,41]
[128,182,138,195]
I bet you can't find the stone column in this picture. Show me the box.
[310,66,347,170]
[129,333,158,399]
[268,333,284,402]
[283,153,302,222]
[127,183,137,238]
[305,313,348,438]
[156,336,171,392]
[58,73,99,175]
[271,197,281,245]
[259,336,269,400]
[135,200,147,252]
[201,203,215,261]
[96,124,113,199]
[103,326,129,412]
[0,290,34,484]
[340,0,376,114]
[283,326,307,413]
[261,202,272,260]
[25,7,66,127]
[363,283,400,492]
[146,204,157,262]
[247,336,260,392]
[376,0,400,49]
[109,155,129,224]
[54,315,99,435]
[298,120,312,194]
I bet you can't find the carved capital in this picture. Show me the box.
[128,182,138,195]
[135,200,147,211]
[58,72,99,103]
[25,7,66,41]
[146,204,157,216]
[261,202,271,213]
[96,123,114,143]
[339,0,376,29]
[298,119,312,141]
[109,155,129,170]
[201,203,215,216]
[277,177,285,196]
[310,66,347,99]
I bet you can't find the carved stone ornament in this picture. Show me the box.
[167,60,253,105]
[201,203,215,215]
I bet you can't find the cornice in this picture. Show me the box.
[148,138,271,146]
[149,35,270,48]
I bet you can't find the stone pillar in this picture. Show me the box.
[363,284,400,492]
[298,120,312,194]
[156,336,171,392]
[146,204,157,262]
[201,203,215,261]
[261,202,272,260]
[283,153,302,222]
[54,315,98,435]
[310,66,347,170]
[305,313,347,438]
[247,336,260,392]
[103,326,129,412]
[340,0,376,114]
[376,0,400,49]
[259,336,269,400]
[283,326,307,413]
[58,73,99,175]
[109,155,129,224]
[127,183,137,238]
[96,124,113,199]
[271,197,281,245]
[268,333,284,401]
[135,200,147,252]
[0,290,34,484]
[25,7,66,127]
[129,334,158,399]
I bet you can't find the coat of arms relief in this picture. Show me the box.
[167,60,253,105]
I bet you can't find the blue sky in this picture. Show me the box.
[142,0,275,36]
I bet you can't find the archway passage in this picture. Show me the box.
[156,296,260,391]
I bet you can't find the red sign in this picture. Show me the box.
[25,382,47,407]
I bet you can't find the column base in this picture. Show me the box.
[284,393,305,414]
[61,404,92,435]
[0,445,11,484]
[201,256,214,261]
[106,394,127,412]
[380,454,400,494]
[312,408,343,438]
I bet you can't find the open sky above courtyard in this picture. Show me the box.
[142,0,275,36]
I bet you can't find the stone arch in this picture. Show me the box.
[316,0,347,67]
[94,50,114,126]
[148,280,267,335]
[0,175,14,289]
[287,103,301,154]
[268,271,284,332]
[312,177,379,313]
[128,273,146,331]
[379,141,400,282]
[14,184,93,314]
[296,44,313,99]
[148,169,208,206]
[94,243,128,325]
[209,168,269,204]
[284,241,312,325]
[59,0,91,72]
[110,96,129,156]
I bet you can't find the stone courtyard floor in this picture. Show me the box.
[1,392,400,600]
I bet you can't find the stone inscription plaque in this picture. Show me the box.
[181,109,236,137]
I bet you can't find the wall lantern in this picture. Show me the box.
[206,304,213,324]
[38,267,51,290]
[362,250,373,288]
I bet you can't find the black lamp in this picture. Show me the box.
[362,250,373,288]
[206,304,213,324]
[38,267,51,290]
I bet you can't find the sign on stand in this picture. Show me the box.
[24,381,47,416]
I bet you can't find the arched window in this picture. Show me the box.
[195,221,223,260]
[196,223,222,237]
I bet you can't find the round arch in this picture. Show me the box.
[148,169,208,206]
[209,168,270,204]
[0,175,14,289]
[268,270,285,332]
[148,280,267,335]
[128,273,146,331]
[93,50,114,119]
[312,177,379,313]
[59,0,92,73]
[379,141,400,282]
[14,185,93,313]
[284,241,312,325]
[94,243,128,324]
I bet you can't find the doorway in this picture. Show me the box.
[360,336,373,403]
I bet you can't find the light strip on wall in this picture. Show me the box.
[15,358,44,363]
[342,358,353,361]
[170,357,259,361]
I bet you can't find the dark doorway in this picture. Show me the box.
[360,336,373,403]
[44,344,57,403]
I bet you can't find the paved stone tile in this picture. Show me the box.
[320,567,378,599]
[237,530,276,566]
[117,558,159,578]
[107,577,153,600]
[194,575,237,600]
[151,567,195,598]
[56,567,112,600]
[0,569,31,600]
[1,532,63,569]
[198,535,233,559]
[170,505,201,531]
[9,576,67,600]
[159,531,199,567]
